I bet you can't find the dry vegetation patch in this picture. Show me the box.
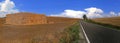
[92,16,120,26]
[0,23,73,43]
[0,17,80,43]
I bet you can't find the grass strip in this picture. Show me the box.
[60,22,80,43]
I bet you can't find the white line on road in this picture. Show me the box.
[80,22,90,43]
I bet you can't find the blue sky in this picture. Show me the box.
[0,0,120,18]
[10,0,120,14]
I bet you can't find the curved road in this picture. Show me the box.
[80,21,120,43]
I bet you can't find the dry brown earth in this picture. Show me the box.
[0,16,80,43]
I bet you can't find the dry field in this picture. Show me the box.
[92,16,120,26]
[47,16,80,24]
[0,18,5,25]
[0,17,80,43]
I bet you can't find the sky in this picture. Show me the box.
[0,0,120,18]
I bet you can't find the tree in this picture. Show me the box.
[83,14,88,20]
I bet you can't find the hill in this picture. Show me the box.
[92,16,120,26]
[0,14,80,43]
[47,16,80,24]
[0,18,5,25]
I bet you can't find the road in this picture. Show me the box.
[80,21,120,43]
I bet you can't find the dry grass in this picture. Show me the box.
[0,17,80,43]
[47,16,80,24]
[0,23,73,43]
[92,16,120,26]
[0,18,5,25]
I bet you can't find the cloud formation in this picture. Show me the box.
[118,13,120,16]
[109,11,117,16]
[50,7,104,18]
[85,7,103,18]
[50,10,86,18]
[0,0,19,17]
[50,7,119,18]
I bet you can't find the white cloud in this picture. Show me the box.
[109,11,117,16]
[50,7,104,18]
[85,7,103,18]
[118,13,120,16]
[51,10,86,18]
[0,0,19,17]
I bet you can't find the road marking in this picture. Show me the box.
[80,22,90,43]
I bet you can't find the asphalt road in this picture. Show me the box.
[80,21,120,43]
